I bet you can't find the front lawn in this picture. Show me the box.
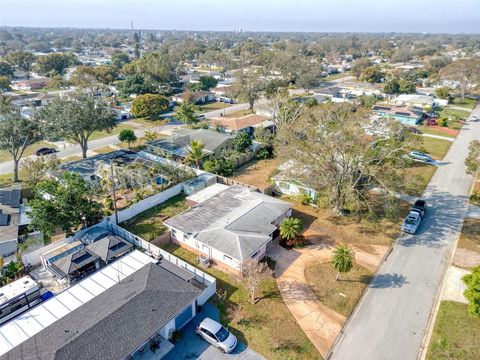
[439,107,470,120]
[120,194,188,240]
[225,109,254,118]
[197,102,232,112]
[305,262,373,317]
[162,243,322,359]
[457,219,480,253]
[450,97,477,110]
[402,163,437,197]
[418,126,457,139]
[89,123,137,141]
[421,137,452,160]
[427,301,480,360]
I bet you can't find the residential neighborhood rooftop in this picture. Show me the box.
[165,185,291,260]
[0,250,201,360]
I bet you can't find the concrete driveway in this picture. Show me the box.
[269,241,387,358]
[164,303,265,360]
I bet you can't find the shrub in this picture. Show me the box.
[437,118,448,127]
[297,193,313,205]
[256,147,270,160]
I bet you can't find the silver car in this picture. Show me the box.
[196,317,237,353]
[409,151,433,163]
[402,210,422,234]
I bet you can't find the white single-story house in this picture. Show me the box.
[394,94,448,109]
[164,185,292,272]
[271,161,317,200]
[172,91,215,104]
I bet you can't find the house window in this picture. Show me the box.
[223,254,233,263]
[171,229,177,239]
[251,250,260,259]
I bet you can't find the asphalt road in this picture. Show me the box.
[330,104,480,360]
[0,103,249,175]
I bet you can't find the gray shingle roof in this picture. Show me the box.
[148,129,233,157]
[2,263,201,360]
[86,235,133,263]
[165,185,291,260]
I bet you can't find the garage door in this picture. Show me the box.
[175,304,193,329]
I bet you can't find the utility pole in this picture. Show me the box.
[110,163,119,225]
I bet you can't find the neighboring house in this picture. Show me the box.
[172,91,215,104]
[212,114,273,135]
[44,229,133,285]
[211,85,231,97]
[0,276,42,326]
[164,185,292,272]
[0,187,22,258]
[11,78,51,91]
[372,104,424,126]
[271,160,317,200]
[146,128,235,161]
[394,94,448,109]
[0,250,209,360]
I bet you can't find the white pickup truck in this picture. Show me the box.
[401,199,427,234]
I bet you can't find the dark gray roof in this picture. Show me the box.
[148,129,233,157]
[2,263,201,360]
[0,189,21,208]
[86,235,133,263]
[165,185,291,260]
[49,248,99,279]
[58,149,137,178]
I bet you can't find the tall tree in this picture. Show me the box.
[230,69,264,109]
[332,244,355,281]
[0,61,14,78]
[131,93,169,119]
[111,51,131,70]
[440,59,480,100]
[175,102,198,124]
[351,58,373,80]
[28,172,103,239]
[0,98,41,182]
[186,140,204,169]
[20,155,60,186]
[233,131,252,153]
[6,50,36,78]
[39,93,116,158]
[276,103,419,215]
[34,52,78,76]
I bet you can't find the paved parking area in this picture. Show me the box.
[164,304,265,360]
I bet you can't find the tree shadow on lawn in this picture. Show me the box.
[292,208,317,230]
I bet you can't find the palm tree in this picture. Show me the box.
[332,245,355,281]
[279,217,303,242]
[186,140,204,169]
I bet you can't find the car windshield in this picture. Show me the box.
[406,218,416,225]
[215,327,230,342]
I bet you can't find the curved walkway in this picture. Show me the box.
[269,241,387,358]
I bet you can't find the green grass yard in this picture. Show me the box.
[120,194,188,241]
[225,109,254,118]
[88,123,137,141]
[421,137,452,160]
[450,97,477,110]
[197,102,232,112]
[162,243,322,359]
[427,301,480,360]
[418,126,457,138]
[439,107,470,120]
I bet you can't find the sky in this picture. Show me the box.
[0,0,479,33]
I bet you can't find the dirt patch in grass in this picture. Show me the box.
[162,243,322,359]
[305,262,373,317]
[457,219,480,252]
[231,157,283,191]
[290,197,410,247]
[427,301,480,360]
[121,194,188,240]
[454,219,480,268]
[421,137,452,160]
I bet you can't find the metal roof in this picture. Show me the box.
[0,250,156,356]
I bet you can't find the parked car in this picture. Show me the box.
[35,147,57,156]
[196,114,206,121]
[409,151,433,163]
[196,318,238,353]
[407,126,423,134]
[412,199,427,218]
[402,210,422,234]
[427,118,438,126]
[471,115,479,122]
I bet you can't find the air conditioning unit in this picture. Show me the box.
[198,255,211,268]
